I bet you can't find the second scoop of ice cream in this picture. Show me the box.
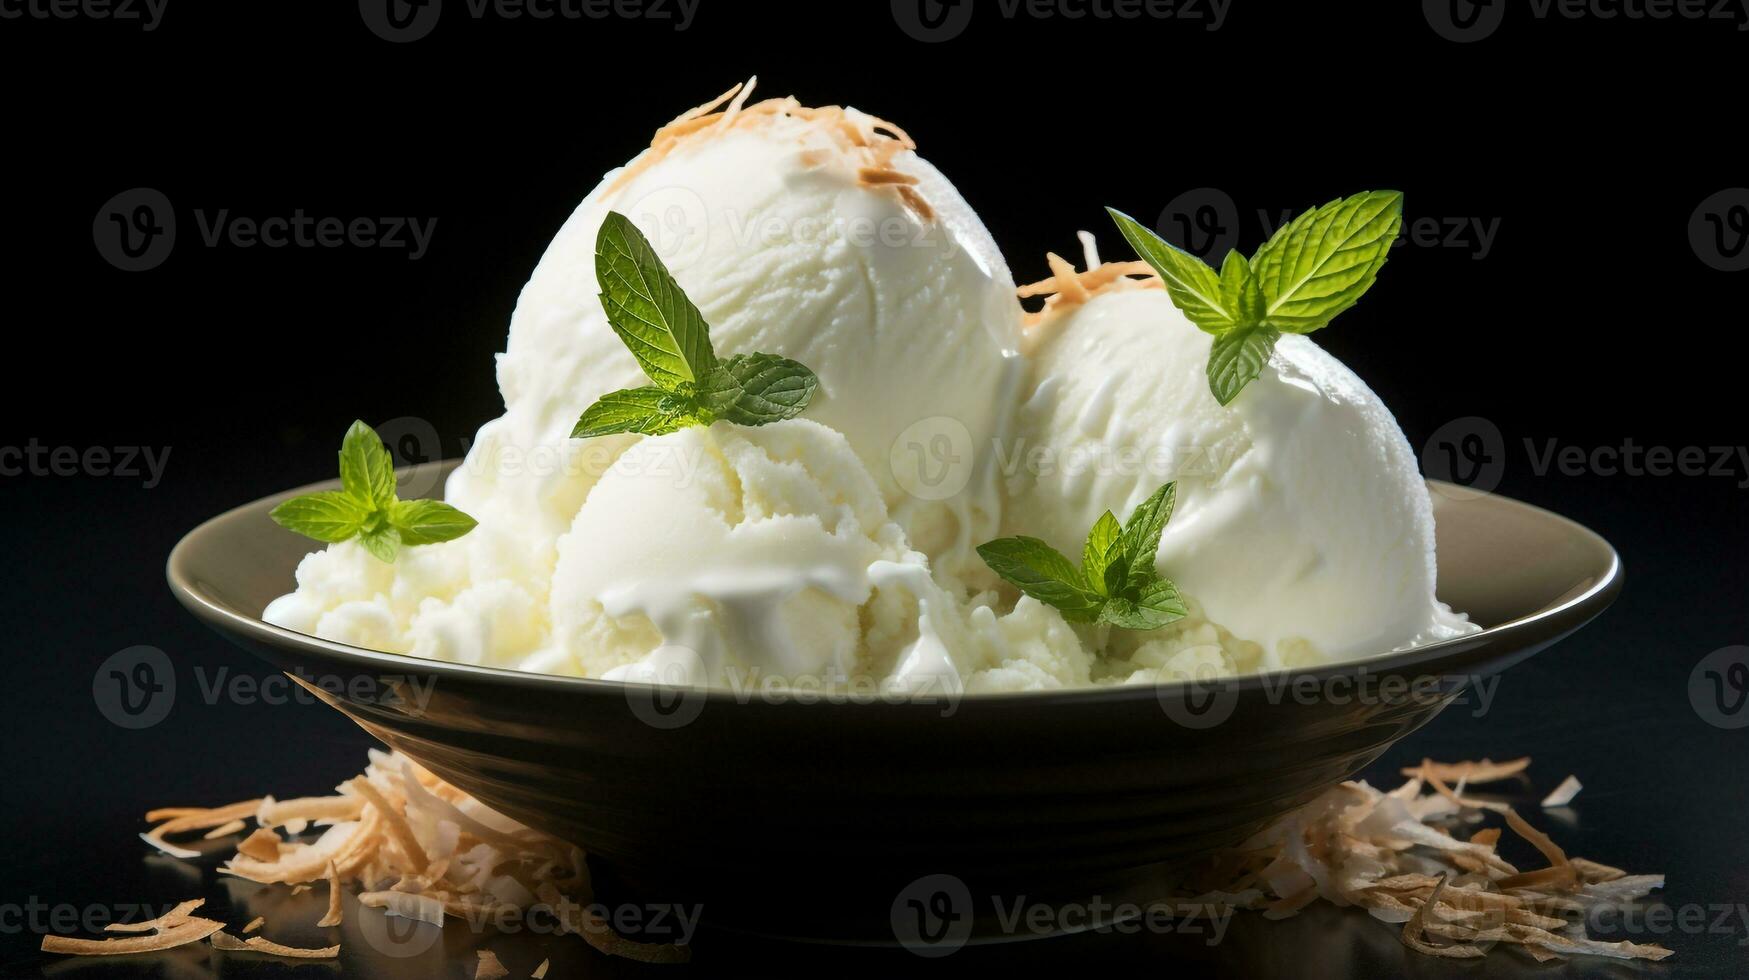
[552,420,988,689]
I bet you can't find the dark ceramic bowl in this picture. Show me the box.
[167,463,1620,946]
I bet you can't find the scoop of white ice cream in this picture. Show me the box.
[449,88,1024,585]
[1006,283,1473,666]
[550,419,1091,692]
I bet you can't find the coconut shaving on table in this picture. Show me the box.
[40,752,1664,965]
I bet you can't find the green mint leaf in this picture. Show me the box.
[1099,578,1188,631]
[1107,208,1236,334]
[270,490,370,543]
[1207,324,1281,407]
[390,499,479,546]
[1250,190,1403,334]
[358,524,400,564]
[975,536,1104,623]
[573,386,704,438]
[1082,511,1124,597]
[702,352,820,426]
[596,211,717,391]
[1217,250,1265,328]
[1118,482,1177,591]
[339,419,396,507]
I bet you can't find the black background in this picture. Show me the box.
[3,1,1747,976]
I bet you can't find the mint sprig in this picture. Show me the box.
[572,213,819,438]
[977,482,1188,631]
[271,420,477,563]
[1108,190,1403,406]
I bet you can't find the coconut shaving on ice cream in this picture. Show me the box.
[261,78,1479,694]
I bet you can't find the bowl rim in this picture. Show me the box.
[167,466,1622,708]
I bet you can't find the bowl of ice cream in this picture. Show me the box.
[168,467,1619,943]
[167,80,1623,943]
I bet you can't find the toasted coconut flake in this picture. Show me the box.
[103,899,205,933]
[257,795,364,828]
[894,185,933,223]
[212,931,340,959]
[532,957,550,979]
[242,916,265,934]
[139,832,201,860]
[43,916,224,956]
[1400,877,1485,958]
[317,860,344,927]
[1402,758,1531,783]
[1540,775,1582,808]
[359,890,445,926]
[202,819,246,840]
[350,776,428,873]
[476,950,511,980]
[538,881,692,965]
[238,828,282,863]
[857,167,918,187]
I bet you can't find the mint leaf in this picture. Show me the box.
[1207,325,1282,407]
[358,524,400,564]
[1107,208,1236,334]
[975,537,1104,623]
[1251,190,1403,334]
[595,212,717,390]
[981,481,1187,634]
[270,490,370,543]
[703,352,819,426]
[339,419,396,507]
[1099,579,1187,631]
[390,499,479,546]
[573,386,702,438]
[273,422,478,560]
[1218,250,1265,328]
[1082,511,1124,597]
[1118,481,1177,591]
